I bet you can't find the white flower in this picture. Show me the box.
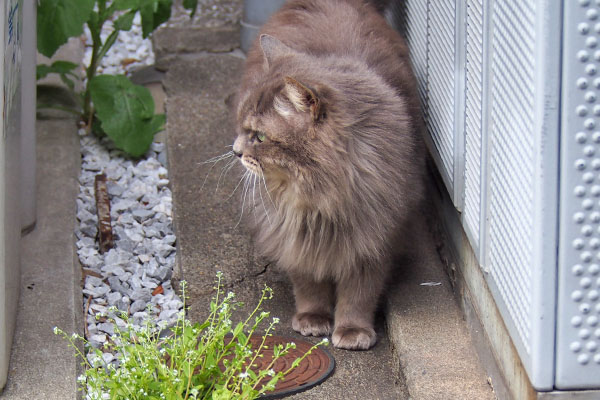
[322,338,329,343]
[238,372,249,379]
[272,317,280,324]
[53,326,59,335]
[267,369,275,376]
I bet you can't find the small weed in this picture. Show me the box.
[55,273,327,400]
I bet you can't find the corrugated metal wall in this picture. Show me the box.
[388,0,561,390]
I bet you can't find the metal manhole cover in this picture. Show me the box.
[242,335,335,399]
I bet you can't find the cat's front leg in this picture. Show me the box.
[289,271,335,337]
[332,266,385,350]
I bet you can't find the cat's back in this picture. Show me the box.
[244,0,416,99]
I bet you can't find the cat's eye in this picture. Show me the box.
[256,132,266,143]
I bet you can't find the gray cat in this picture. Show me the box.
[232,0,425,350]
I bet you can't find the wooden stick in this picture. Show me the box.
[94,173,114,253]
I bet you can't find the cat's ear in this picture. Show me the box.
[260,34,292,68]
[283,76,322,121]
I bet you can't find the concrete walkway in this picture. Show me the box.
[158,23,495,400]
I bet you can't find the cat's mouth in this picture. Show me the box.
[240,156,262,175]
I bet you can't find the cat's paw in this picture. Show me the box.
[292,312,333,337]
[332,326,377,350]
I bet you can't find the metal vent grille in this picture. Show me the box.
[402,0,428,105]
[391,0,562,390]
[556,0,600,389]
[425,1,456,188]
[463,0,484,249]
[486,0,537,355]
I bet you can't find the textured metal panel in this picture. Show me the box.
[402,0,428,106]
[463,0,484,252]
[425,1,456,190]
[401,1,460,203]
[394,0,561,388]
[484,0,561,390]
[556,0,600,389]
[486,0,537,357]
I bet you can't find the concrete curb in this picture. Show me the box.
[0,118,82,399]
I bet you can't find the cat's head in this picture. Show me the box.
[233,35,337,196]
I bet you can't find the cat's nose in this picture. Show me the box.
[233,137,244,157]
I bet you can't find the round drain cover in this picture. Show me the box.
[247,335,335,399]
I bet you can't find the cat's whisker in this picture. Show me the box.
[227,170,250,201]
[199,152,235,192]
[200,150,235,165]
[216,158,238,193]
[234,172,252,229]
[252,173,258,223]
[257,175,272,225]
[260,173,277,212]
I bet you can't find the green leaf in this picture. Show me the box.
[37,0,95,57]
[86,10,100,36]
[90,75,164,157]
[112,0,141,10]
[139,0,172,38]
[232,322,244,337]
[97,30,120,62]
[182,0,198,18]
[59,74,75,91]
[36,61,78,81]
[114,10,137,31]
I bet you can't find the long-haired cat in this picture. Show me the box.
[232,0,425,350]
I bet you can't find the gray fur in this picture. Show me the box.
[232,0,425,350]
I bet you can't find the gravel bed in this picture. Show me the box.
[76,131,182,348]
[77,6,182,351]
[83,12,155,76]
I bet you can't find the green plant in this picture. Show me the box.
[36,0,199,157]
[54,274,327,400]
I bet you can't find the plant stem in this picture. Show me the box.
[83,12,107,131]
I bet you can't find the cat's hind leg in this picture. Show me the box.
[289,271,335,337]
[332,266,385,350]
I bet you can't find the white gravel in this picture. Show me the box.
[83,12,155,77]
[77,7,181,350]
[76,131,182,347]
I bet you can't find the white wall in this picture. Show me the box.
[0,0,23,390]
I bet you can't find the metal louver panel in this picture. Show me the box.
[486,0,537,357]
[425,1,457,194]
[483,0,560,389]
[402,0,427,103]
[463,0,484,253]
[391,0,561,389]
[401,1,462,206]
